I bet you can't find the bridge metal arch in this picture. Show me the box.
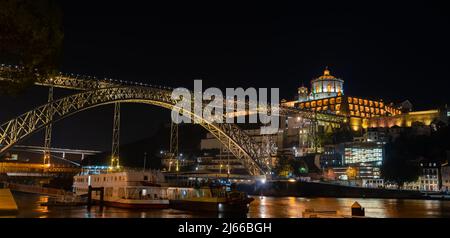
[1,64,347,125]
[0,86,269,176]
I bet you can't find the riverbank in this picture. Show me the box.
[237,180,429,200]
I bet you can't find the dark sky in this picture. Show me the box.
[1,1,449,151]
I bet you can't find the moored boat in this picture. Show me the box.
[73,168,169,209]
[167,183,254,213]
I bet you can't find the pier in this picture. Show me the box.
[0,188,18,215]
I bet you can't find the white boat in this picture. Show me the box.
[73,169,169,209]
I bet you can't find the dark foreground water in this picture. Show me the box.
[4,192,450,218]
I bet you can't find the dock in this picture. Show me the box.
[0,189,18,215]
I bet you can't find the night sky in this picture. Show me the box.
[1,1,449,152]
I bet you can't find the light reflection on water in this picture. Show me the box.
[5,192,450,218]
[247,196,450,218]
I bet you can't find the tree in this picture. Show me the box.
[274,155,294,177]
[0,0,63,95]
[332,126,354,144]
[381,135,420,187]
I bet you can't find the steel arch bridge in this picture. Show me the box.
[0,86,272,176]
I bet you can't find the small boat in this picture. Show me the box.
[73,169,169,209]
[167,183,254,213]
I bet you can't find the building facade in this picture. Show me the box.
[404,162,441,192]
[440,163,450,193]
[282,68,447,132]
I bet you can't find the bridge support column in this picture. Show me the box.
[307,115,320,153]
[87,186,104,209]
[170,121,179,172]
[110,103,120,169]
[43,87,54,165]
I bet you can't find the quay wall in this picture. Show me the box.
[237,181,423,199]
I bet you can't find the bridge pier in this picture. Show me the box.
[87,185,104,209]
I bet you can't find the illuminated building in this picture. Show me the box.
[282,67,447,131]
[441,163,450,193]
[320,141,384,180]
[320,144,343,167]
[404,162,441,192]
[343,142,383,180]
[343,142,384,165]
[297,67,344,102]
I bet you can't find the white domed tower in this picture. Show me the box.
[310,67,344,100]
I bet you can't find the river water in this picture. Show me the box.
[4,192,450,218]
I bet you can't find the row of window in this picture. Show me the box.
[308,104,341,112]
[350,111,384,118]
[75,176,132,183]
[365,180,384,184]
[347,97,401,115]
[298,97,342,109]
[344,147,383,164]
[423,169,438,175]
[349,104,386,114]
[313,83,342,94]
[347,97,384,108]
[420,179,438,185]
